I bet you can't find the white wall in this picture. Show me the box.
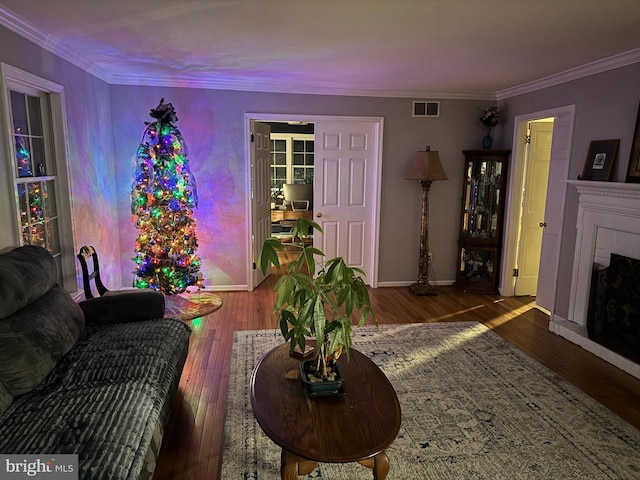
[499,62,640,319]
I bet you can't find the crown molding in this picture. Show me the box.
[1,6,638,101]
[497,48,640,100]
[107,71,497,100]
[0,5,112,80]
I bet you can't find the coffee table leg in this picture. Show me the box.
[281,449,318,479]
[358,451,390,480]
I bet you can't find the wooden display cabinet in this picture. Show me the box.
[454,150,510,294]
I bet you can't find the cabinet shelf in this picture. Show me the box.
[454,150,510,294]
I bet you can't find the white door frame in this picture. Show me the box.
[501,105,575,312]
[244,113,384,291]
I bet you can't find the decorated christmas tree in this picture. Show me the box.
[131,99,202,294]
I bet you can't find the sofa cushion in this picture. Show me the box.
[0,284,85,399]
[0,318,191,480]
[0,245,59,319]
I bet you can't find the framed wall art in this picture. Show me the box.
[626,103,640,183]
[578,139,619,181]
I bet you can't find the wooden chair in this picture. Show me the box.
[77,245,110,299]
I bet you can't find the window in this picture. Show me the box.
[1,64,75,291]
[270,134,314,191]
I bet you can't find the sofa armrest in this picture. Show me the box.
[79,291,165,325]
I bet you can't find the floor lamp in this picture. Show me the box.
[405,146,448,295]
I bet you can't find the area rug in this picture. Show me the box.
[221,322,640,479]
[163,291,222,321]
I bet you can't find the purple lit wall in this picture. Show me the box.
[0,25,123,292]
[3,23,640,297]
[0,23,497,291]
[109,86,495,290]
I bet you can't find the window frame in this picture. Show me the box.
[270,133,314,188]
[0,63,76,291]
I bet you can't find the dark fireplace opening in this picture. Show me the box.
[587,253,640,365]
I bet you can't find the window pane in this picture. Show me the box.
[21,226,30,245]
[293,154,304,165]
[273,139,286,151]
[305,170,314,183]
[293,169,305,182]
[307,154,314,166]
[28,182,44,222]
[275,167,286,179]
[10,91,28,134]
[17,184,29,226]
[46,219,60,254]
[27,95,43,136]
[306,140,314,151]
[274,153,286,165]
[15,136,33,177]
[293,140,304,152]
[32,137,46,176]
[43,180,57,217]
[30,223,46,248]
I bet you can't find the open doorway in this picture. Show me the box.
[245,114,383,291]
[266,121,315,241]
[512,118,554,297]
[501,105,576,315]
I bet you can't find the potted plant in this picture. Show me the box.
[258,217,377,391]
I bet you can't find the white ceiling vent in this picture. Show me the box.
[412,101,440,117]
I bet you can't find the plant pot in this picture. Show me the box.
[299,360,345,397]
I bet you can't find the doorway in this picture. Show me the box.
[513,118,554,296]
[501,105,576,314]
[245,114,384,291]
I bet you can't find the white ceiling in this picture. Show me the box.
[1,0,640,99]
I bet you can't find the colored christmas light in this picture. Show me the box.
[131,99,202,295]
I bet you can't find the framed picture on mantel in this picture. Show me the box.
[578,139,619,182]
[626,103,640,183]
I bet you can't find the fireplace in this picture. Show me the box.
[587,253,640,364]
[550,181,640,379]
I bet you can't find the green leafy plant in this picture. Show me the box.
[258,217,377,379]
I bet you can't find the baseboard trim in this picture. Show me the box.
[549,315,640,380]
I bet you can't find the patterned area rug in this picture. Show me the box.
[163,292,222,321]
[221,322,640,479]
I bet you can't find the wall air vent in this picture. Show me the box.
[412,101,440,117]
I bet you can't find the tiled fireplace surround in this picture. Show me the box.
[550,181,640,379]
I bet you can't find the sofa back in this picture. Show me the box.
[0,246,85,417]
[0,245,58,318]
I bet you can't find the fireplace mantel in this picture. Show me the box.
[567,180,640,203]
[551,180,640,378]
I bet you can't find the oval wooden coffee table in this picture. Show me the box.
[250,342,402,479]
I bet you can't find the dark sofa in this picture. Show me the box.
[0,245,191,479]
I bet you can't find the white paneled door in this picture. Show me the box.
[313,121,378,284]
[514,120,553,296]
[251,120,272,288]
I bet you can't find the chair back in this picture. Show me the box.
[77,246,109,299]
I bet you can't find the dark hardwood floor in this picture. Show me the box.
[152,259,640,479]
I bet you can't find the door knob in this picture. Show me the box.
[316,212,322,217]
[539,222,547,227]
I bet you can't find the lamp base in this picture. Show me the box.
[409,282,437,296]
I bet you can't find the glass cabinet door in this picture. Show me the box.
[455,150,510,294]
[462,159,503,239]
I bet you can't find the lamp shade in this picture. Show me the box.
[405,146,448,181]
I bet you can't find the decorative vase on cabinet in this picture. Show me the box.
[454,150,510,294]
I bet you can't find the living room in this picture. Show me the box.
[1,2,640,478]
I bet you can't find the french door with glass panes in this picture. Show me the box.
[270,134,314,193]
